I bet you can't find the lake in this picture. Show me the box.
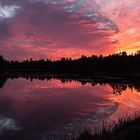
[0,74,140,139]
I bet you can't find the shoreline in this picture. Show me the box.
[1,71,140,81]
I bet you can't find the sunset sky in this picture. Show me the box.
[0,0,140,60]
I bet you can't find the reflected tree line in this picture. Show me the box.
[1,51,140,73]
[1,73,140,95]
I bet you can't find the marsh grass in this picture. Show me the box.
[76,112,140,140]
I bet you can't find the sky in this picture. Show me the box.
[0,0,140,60]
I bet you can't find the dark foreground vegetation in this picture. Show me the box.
[76,113,140,140]
[1,51,140,74]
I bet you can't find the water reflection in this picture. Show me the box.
[1,73,140,95]
[0,74,140,139]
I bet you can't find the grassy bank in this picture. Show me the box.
[76,113,140,140]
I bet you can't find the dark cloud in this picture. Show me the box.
[0,0,119,60]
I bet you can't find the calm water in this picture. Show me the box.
[0,76,140,139]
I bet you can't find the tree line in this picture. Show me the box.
[1,51,140,74]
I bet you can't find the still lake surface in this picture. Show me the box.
[0,75,140,139]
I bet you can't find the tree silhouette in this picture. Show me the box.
[0,51,140,74]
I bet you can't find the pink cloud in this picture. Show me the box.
[0,0,119,60]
